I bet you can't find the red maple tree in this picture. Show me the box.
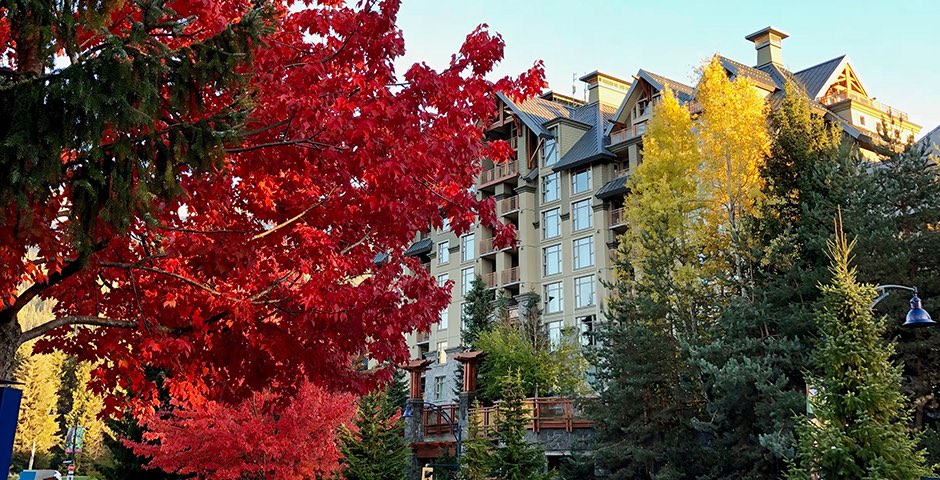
[132,381,358,479]
[0,0,542,418]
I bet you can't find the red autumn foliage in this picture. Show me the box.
[0,0,541,410]
[133,382,358,479]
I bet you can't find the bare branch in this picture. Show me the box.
[19,315,137,345]
[100,263,222,296]
[251,187,337,241]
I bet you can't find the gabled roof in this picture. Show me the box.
[920,124,940,154]
[793,55,849,99]
[552,102,618,171]
[495,92,577,138]
[605,69,694,135]
[718,56,778,91]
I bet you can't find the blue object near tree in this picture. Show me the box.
[0,387,22,477]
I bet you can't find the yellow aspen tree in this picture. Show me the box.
[621,87,706,337]
[68,361,109,462]
[695,56,770,293]
[13,343,64,465]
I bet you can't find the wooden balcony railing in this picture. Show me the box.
[609,208,626,228]
[497,195,519,216]
[482,272,497,289]
[469,398,594,434]
[423,403,459,436]
[479,237,497,256]
[479,161,519,187]
[820,91,910,121]
[612,166,629,179]
[500,266,520,286]
[610,122,647,145]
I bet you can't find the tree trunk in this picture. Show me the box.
[0,320,22,381]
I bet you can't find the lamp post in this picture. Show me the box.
[871,285,935,327]
[403,401,462,467]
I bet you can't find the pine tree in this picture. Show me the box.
[459,400,494,480]
[339,385,410,480]
[789,222,930,479]
[491,372,549,480]
[96,414,186,480]
[462,276,496,349]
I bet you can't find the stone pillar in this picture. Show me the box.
[401,358,433,444]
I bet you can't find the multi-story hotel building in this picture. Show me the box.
[402,26,923,406]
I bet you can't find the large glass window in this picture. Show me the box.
[542,172,560,203]
[542,208,561,239]
[547,320,562,349]
[461,234,474,262]
[572,168,592,195]
[438,241,450,265]
[573,236,595,270]
[543,136,558,166]
[543,244,562,276]
[575,275,596,309]
[544,281,563,314]
[578,315,596,347]
[434,375,445,399]
[437,273,449,287]
[461,267,474,296]
[572,199,593,231]
[439,305,449,330]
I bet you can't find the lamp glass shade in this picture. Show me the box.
[903,295,935,328]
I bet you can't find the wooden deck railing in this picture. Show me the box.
[609,208,626,227]
[469,398,594,434]
[610,122,647,145]
[479,237,497,256]
[423,403,459,436]
[497,195,519,216]
[482,272,497,288]
[500,267,520,286]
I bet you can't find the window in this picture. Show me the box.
[547,320,563,349]
[575,275,596,309]
[578,315,596,347]
[434,376,445,399]
[542,173,559,203]
[437,273,449,287]
[437,341,448,365]
[439,305,449,330]
[438,241,450,265]
[461,302,468,331]
[461,267,474,296]
[442,217,451,231]
[544,281,563,314]
[542,208,561,239]
[571,168,592,195]
[572,199,593,231]
[543,136,558,166]
[573,236,595,270]
[461,234,474,262]
[543,244,562,276]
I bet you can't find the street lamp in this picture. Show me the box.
[871,285,935,328]
[403,401,462,462]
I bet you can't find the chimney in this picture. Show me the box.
[579,71,631,106]
[745,26,789,67]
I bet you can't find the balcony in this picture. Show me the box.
[420,262,431,273]
[497,195,520,216]
[611,166,629,179]
[819,91,910,122]
[423,403,459,436]
[469,397,594,434]
[610,122,647,146]
[415,330,430,345]
[608,208,626,229]
[500,266,520,286]
[479,161,519,189]
[482,271,498,288]
[479,238,497,257]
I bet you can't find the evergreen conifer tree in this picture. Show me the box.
[462,276,496,350]
[789,221,930,479]
[491,372,549,480]
[459,400,495,480]
[97,414,186,480]
[339,385,410,480]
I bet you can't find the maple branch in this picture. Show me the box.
[18,315,137,345]
[251,187,337,241]
[248,272,298,302]
[1,240,109,326]
[339,231,372,255]
[320,0,375,65]
[225,136,343,154]
[100,263,222,296]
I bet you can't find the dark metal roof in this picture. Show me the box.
[596,175,629,199]
[373,252,390,265]
[718,56,778,90]
[404,238,433,257]
[641,70,695,103]
[552,102,618,172]
[496,92,577,137]
[793,55,846,99]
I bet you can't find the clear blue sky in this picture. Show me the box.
[395,0,940,136]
